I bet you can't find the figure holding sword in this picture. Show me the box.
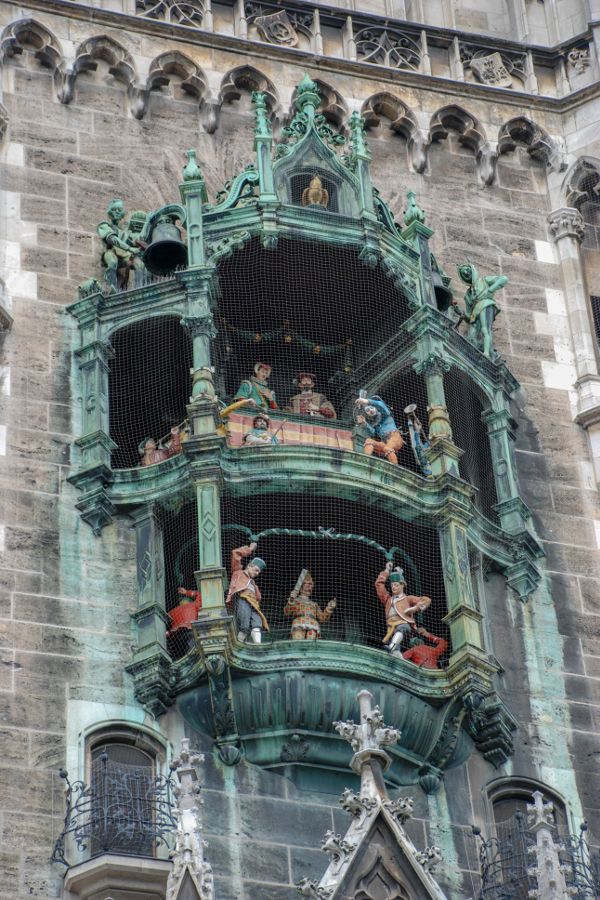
[284,569,336,640]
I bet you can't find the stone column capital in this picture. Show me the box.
[547,206,585,243]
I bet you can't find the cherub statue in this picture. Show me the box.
[97,199,147,291]
[375,561,431,655]
[454,262,508,359]
[284,569,336,640]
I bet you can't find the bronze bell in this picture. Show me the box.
[143,215,187,276]
[431,269,453,311]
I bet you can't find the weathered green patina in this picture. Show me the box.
[66,77,541,788]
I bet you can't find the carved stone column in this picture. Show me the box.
[439,515,485,665]
[548,208,600,481]
[526,792,570,899]
[413,353,462,478]
[126,505,173,717]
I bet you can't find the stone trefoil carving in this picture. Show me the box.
[354,27,421,71]
[297,689,448,899]
[167,739,215,900]
[136,0,205,27]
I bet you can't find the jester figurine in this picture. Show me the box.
[455,262,508,359]
[283,569,336,640]
[375,561,431,655]
[402,627,448,669]
[225,543,269,643]
[234,362,278,410]
[355,394,404,465]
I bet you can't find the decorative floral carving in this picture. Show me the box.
[339,788,377,819]
[383,796,414,823]
[355,26,420,71]
[414,845,442,873]
[136,0,205,27]
[281,733,310,762]
[547,208,586,243]
[567,46,590,74]
[321,830,356,870]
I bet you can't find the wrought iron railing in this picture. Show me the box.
[51,753,177,867]
[474,815,600,900]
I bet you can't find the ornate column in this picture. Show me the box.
[438,511,485,666]
[252,91,277,203]
[180,149,207,270]
[526,792,570,900]
[349,111,375,219]
[413,353,462,478]
[126,505,173,716]
[548,208,600,481]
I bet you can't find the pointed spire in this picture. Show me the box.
[166,739,214,900]
[183,149,203,182]
[348,110,369,161]
[334,689,399,797]
[403,190,426,227]
[252,90,272,139]
[294,73,320,120]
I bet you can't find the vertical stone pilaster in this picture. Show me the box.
[180,152,207,269]
[195,474,225,611]
[439,516,484,664]
[74,338,116,473]
[413,353,462,478]
[526,792,570,900]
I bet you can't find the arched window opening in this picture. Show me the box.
[85,727,168,859]
[108,316,192,469]
[445,369,498,522]
[215,237,412,422]
[221,492,449,658]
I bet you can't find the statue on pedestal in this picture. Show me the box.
[374,561,431,655]
[225,543,269,643]
[97,199,147,291]
[284,569,336,640]
[455,262,508,359]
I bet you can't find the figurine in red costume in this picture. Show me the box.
[138,427,182,467]
[225,543,269,643]
[402,627,448,669]
[375,560,431,655]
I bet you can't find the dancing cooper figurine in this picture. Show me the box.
[225,543,269,643]
[375,561,431,655]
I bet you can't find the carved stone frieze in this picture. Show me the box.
[354,26,420,71]
[136,0,205,27]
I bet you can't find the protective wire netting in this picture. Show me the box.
[105,237,502,664]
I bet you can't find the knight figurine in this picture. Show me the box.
[375,561,431,655]
[284,373,336,419]
[225,543,269,643]
[283,569,336,640]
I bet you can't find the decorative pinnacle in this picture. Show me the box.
[294,73,320,115]
[334,690,400,755]
[252,90,272,139]
[183,149,203,182]
[403,190,426,227]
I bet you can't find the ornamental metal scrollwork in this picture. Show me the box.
[354,27,420,71]
[136,0,205,26]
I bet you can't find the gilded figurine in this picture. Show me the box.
[285,373,337,419]
[455,262,508,359]
[97,199,147,292]
[402,627,448,669]
[243,413,281,446]
[138,426,183,467]
[225,543,269,643]
[375,561,431,655]
[355,394,404,465]
[283,569,336,640]
[302,175,329,208]
[234,362,278,410]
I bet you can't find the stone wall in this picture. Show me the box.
[0,2,600,898]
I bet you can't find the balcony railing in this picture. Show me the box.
[52,754,176,867]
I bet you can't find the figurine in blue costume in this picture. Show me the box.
[355,394,404,465]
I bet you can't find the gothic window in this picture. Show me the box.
[567,159,600,251]
[590,296,600,346]
[86,728,165,858]
[108,315,192,469]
